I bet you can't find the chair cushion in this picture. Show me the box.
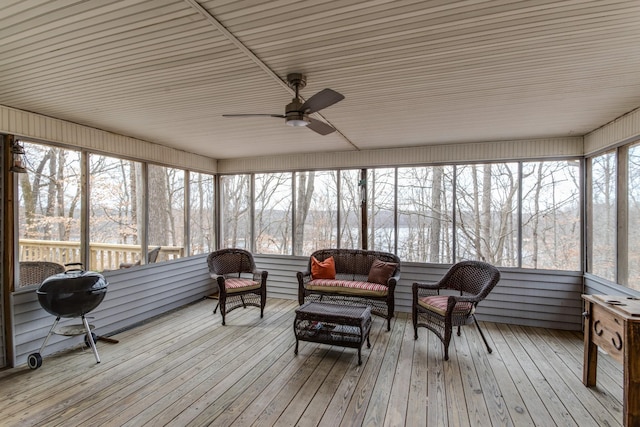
[311,256,336,279]
[307,279,388,297]
[367,259,398,285]
[417,295,474,316]
[224,278,261,293]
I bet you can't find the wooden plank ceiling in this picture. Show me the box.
[1,0,639,159]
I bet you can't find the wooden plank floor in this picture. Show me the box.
[0,298,624,426]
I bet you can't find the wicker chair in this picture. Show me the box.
[412,261,500,360]
[119,246,161,269]
[19,261,65,288]
[206,248,268,325]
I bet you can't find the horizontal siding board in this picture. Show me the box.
[266,290,296,301]
[486,293,583,308]
[217,137,584,173]
[584,273,640,298]
[477,315,578,331]
[478,305,582,324]
[254,255,303,301]
[585,107,640,155]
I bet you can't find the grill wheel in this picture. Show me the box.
[27,353,42,370]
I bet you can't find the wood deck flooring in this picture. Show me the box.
[0,298,623,426]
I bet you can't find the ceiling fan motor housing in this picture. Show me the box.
[285,98,309,126]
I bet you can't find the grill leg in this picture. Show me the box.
[82,315,100,363]
[38,317,61,354]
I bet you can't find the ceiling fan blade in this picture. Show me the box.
[222,114,284,118]
[307,118,336,135]
[301,89,344,113]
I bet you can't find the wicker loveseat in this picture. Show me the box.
[297,249,400,331]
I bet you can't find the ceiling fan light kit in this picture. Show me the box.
[286,117,309,127]
[223,73,344,135]
[284,97,308,127]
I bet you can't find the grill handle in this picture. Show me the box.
[64,262,84,272]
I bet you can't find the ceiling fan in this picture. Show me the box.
[222,73,344,135]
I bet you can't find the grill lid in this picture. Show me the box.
[37,264,108,318]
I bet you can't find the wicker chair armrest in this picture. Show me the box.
[386,272,400,290]
[413,281,442,300]
[253,270,268,283]
[413,281,440,290]
[296,270,312,305]
[296,270,312,286]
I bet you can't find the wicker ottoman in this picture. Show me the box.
[294,302,372,365]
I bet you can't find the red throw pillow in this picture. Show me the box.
[311,256,336,279]
[367,259,398,285]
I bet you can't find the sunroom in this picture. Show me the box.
[1,1,640,426]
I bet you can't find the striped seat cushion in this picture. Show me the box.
[224,278,261,293]
[417,295,474,316]
[307,279,388,297]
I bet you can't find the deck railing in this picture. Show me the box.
[19,239,184,272]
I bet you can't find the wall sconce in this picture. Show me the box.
[10,139,27,173]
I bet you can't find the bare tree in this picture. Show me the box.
[456,163,518,265]
[429,166,443,262]
[254,173,292,254]
[294,171,315,254]
[189,173,214,254]
[147,165,169,246]
[222,175,250,248]
[339,170,361,249]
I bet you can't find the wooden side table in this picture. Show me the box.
[582,294,640,426]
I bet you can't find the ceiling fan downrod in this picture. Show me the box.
[285,73,309,126]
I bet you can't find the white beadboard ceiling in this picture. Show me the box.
[1,0,640,160]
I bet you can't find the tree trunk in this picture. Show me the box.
[130,162,140,245]
[55,149,67,240]
[481,165,492,262]
[531,163,543,268]
[470,165,483,260]
[44,149,57,239]
[148,166,169,246]
[294,171,315,255]
[196,175,206,252]
[492,167,517,265]
[20,170,35,239]
[429,166,443,262]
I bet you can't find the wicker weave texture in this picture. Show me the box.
[19,261,65,288]
[207,248,256,277]
[297,249,400,331]
[306,248,400,280]
[412,260,500,360]
[206,248,267,325]
[294,302,372,364]
[304,294,388,319]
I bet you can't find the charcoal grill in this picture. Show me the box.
[27,263,108,370]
